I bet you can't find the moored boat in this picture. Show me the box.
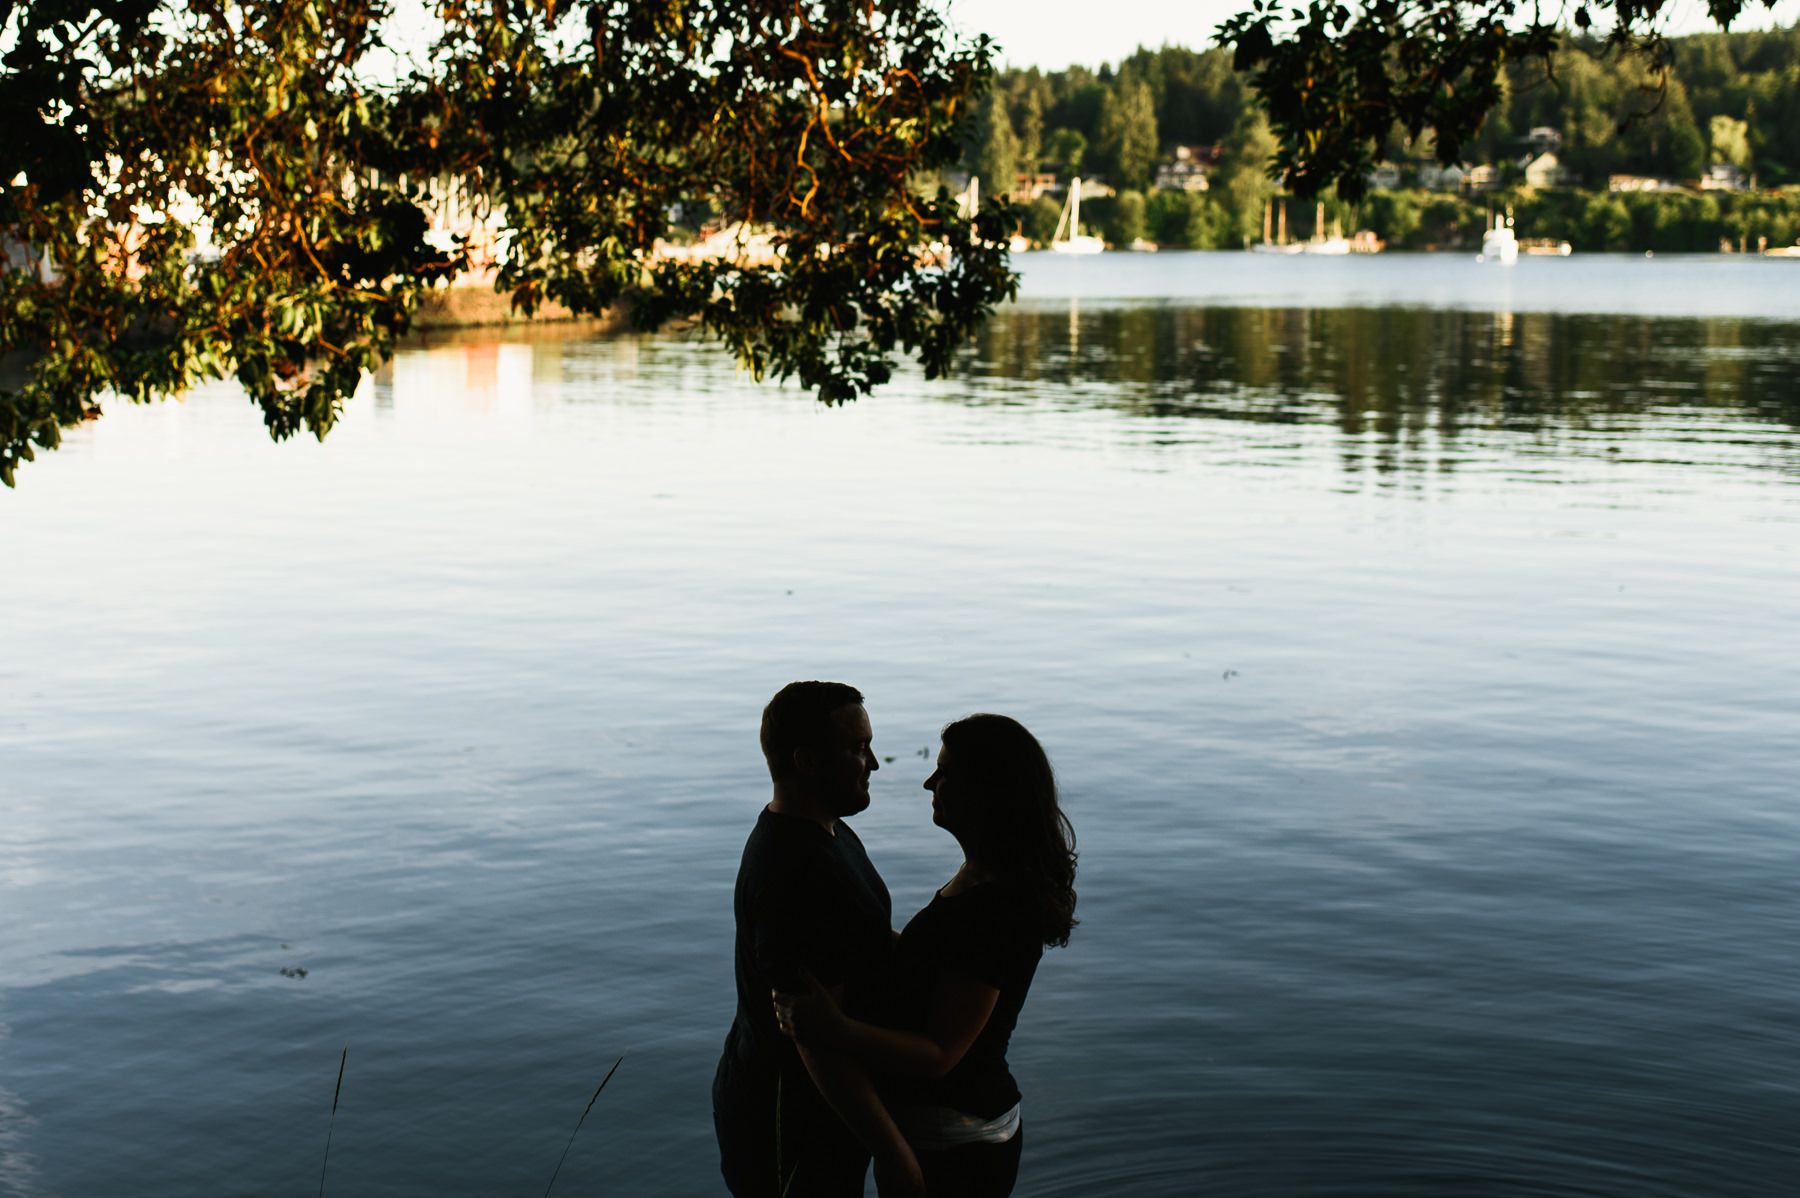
[1478,210,1519,264]
[1251,197,1304,254]
[1303,202,1351,254]
[1050,178,1105,254]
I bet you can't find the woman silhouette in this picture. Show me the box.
[774,713,1078,1198]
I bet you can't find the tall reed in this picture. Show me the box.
[318,1045,346,1198]
[542,1053,626,1198]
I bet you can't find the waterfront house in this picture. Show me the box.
[1364,163,1401,190]
[1700,164,1748,191]
[1154,145,1215,192]
[1523,152,1576,189]
[1418,163,1466,191]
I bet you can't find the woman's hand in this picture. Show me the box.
[771,967,847,1048]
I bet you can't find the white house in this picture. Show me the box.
[1700,164,1748,191]
[1523,152,1576,189]
[1465,165,1501,191]
[1363,163,1401,190]
[1417,163,1466,191]
[1154,146,1212,192]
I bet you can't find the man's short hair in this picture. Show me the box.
[760,681,864,782]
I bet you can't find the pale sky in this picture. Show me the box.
[364,0,1794,83]
[942,0,1792,70]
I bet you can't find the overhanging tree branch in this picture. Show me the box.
[1,0,1017,486]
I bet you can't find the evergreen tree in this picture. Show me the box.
[1046,128,1088,174]
[1112,191,1148,243]
[976,89,1022,195]
[1218,111,1280,245]
[1020,85,1046,173]
[1097,73,1159,188]
[1024,195,1064,244]
[1711,115,1752,165]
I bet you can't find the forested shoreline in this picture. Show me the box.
[970,27,1800,251]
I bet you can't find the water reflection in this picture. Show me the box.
[6,292,1798,1198]
[959,304,1800,475]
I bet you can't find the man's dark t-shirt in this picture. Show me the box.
[713,808,892,1195]
[882,881,1042,1120]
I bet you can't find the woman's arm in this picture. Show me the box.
[774,967,1000,1079]
[790,979,926,1198]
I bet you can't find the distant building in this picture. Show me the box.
[1608,174,1678,192]
[1154,145,1213,192]
[1364,163,1401,190]
[1523,152,1576,189]
[1700,163,1748,191]
[1524,127,1563,155]
[1013,173,1060,199]
[1464,164,1501,192]
[1417,163,1466,191]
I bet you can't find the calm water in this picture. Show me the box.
[3,255,1797,1197]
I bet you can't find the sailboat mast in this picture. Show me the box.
[1070,178,1081,238]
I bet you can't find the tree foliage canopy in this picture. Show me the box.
[0,0,1017,486]
[1216,0,1790,199]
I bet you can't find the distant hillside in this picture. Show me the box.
[974,29,1800,191]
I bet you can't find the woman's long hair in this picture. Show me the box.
[940,714,1078,948]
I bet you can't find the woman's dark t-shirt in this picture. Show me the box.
[885,881,1042,1120]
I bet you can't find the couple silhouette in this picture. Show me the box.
[713,682,1078,1198]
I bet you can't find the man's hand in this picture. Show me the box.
[772,967,849,1049]
[872,1143,927,1198]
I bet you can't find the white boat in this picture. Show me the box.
[1303,203,1351,254]
[958,175,1032,254]
[1050,178,1105,254]
[1251,197,1304,254]
[1478,210,1519,264]
[957,174,980,219]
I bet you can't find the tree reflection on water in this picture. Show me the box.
[956,303,1800,479]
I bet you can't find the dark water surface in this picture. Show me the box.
[3,256,1797,1197]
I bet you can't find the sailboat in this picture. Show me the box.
[957,175,1030,252]
[1303,201,1351,254]
[957,174,979,219]
[1477,207,1519,263]
[1250,197,1303,254]
[1050,178,1105,254]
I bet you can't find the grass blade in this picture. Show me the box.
[318,1045,347,1198]
[543,1053,625,1198]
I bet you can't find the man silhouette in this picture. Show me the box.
[713,682,924,1198]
